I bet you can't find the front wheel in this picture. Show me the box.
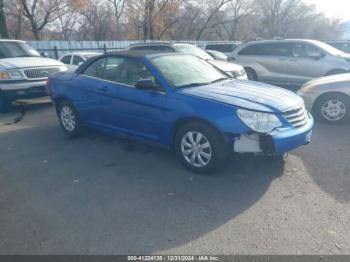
[58,100,83,137]
[314,94,350,124]
[175,122,229,174]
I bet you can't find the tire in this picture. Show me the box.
[245,68,257,81]
[58,100,83,137]
[0,93,12,113]
[174,122,229,174]
[314,93,350,124]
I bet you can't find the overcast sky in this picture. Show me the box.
[306,0,350,21]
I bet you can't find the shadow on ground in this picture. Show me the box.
[295,121,350,203]
[0,103,285,254]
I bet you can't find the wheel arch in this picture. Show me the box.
[54,96,75,114]
[170,117,227,148]
[325,69,347,76]
[312,91,350,112]
[243,67,257,80]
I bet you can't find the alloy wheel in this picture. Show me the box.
[181,131,212,168]
[60,106,76,132]
[321,99,346,122]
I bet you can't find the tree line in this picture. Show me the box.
[0,0,346,41]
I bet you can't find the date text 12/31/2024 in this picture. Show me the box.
[127,256,220,261]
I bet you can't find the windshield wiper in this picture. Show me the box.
[177,82,208,89]
[210,78,229,84]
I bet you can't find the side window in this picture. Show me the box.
[83,58,107,79]
[154,46,174,51]
[206,44,236,53]
[112,58,156,86]
[130,46,150,51]
[305,44,323,57]
[291,44,306,57]
[238,44,263,55]
[130,45,174,52]
[102,57,124,82]
[290,44,323,58]
[73,55,85,65]
[61,55,71,64]
[269,43,291,56]
[239,43,290,56]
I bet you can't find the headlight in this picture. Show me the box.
[232,69,246,78]
[237,109,283,133]
[299,84,315,93]
[0,70,25,80]
[59,65,68,72]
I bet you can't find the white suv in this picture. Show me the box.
[0,40,67,111]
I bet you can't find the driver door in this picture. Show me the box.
[101,57,167,142]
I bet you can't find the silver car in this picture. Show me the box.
[232,39,350,87]
[298,74,350,124]
[59,52,102,71]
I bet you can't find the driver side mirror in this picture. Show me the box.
[135,79,160,91]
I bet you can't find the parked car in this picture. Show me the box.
[204,42,240,59]
[0,40,67,112]
[59,52,102,71]
[127,42,247,80]
[298,73,350,124]
[327,41,350,53]
[48,51,313,174]
[206,50,229,61]
[232,39,350,87]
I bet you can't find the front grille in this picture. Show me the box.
[283,105,309,128]
[24,67,61,79]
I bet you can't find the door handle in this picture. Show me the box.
[279,58,288,61]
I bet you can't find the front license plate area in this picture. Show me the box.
[306,131,312,143]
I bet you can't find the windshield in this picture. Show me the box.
[174,44,213,60]
[151,54,229,88]
[208,50,228,60]
[312,40,346,56]
[0,42,40,59]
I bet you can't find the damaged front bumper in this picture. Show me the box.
[233,114,314,156]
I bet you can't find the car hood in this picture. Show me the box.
[303,73,350,87]
[208,60,243,72]
[0,57,64,70]
[178,80,304,113]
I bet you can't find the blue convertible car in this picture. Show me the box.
[48,51,313,173]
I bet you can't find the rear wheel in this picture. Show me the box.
[175,122,229,174]
[314,93,350,124]
[245,68,257,81]
[58,100,83,137]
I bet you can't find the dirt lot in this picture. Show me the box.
[0,102,349,255]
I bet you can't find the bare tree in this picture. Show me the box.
[0,0,9,38]
[107,0,125,37]
[195,0,232,40]
[80,0,114,40]
[19,0,67,40]
[56,0,85,40]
